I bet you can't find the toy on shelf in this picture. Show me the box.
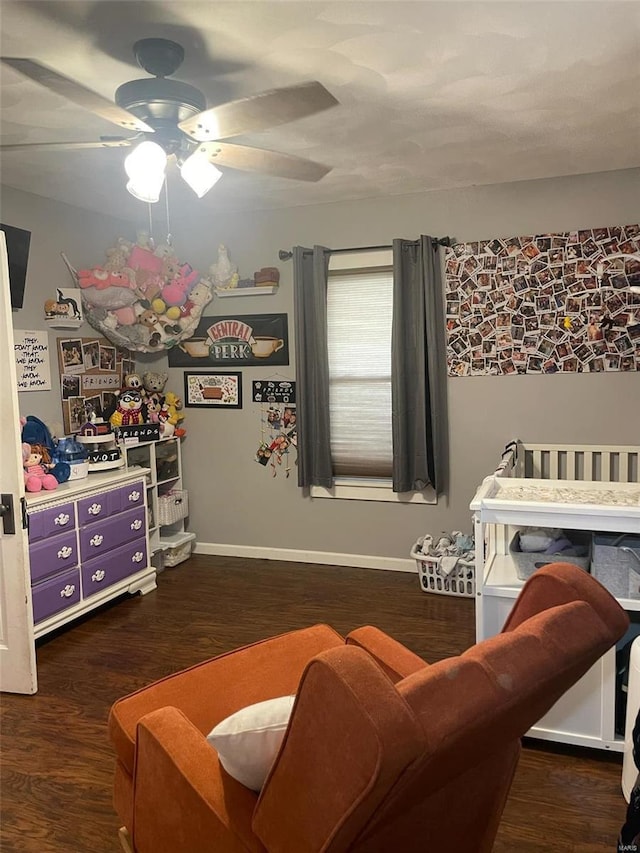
[76,417,124,472]
[63,236,213,352]
[254,267,280,288]
[20,416,71,484]
[109,388,145,427]
[23,443,58,492]
[209,244,238,290]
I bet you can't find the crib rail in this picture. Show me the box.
[499,441,640,483]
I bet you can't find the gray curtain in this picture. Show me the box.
[292,245,333,488]
[391,236,446,493]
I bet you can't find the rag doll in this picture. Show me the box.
[23,443,58,492]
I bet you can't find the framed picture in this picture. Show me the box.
[168,313,289,367]
[184,372,242,409]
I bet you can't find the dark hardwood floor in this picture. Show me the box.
[0,555,627,852]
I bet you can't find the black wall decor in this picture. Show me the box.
[252,380,296,404]
[168,313,289,367]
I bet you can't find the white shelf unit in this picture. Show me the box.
[471,441,640,753]
[120,437,195,565]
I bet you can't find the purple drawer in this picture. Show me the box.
[77,491,116,526]
[32,567,81,624]
[82,537,148,597]
[28,503,75,542]
[79,506,146,561]
[29,530,78,584]
[114,481,145,513]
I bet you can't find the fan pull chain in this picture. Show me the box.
[147,202,153,244]
[164,177,172,247]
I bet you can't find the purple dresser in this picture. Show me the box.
[27,475,151,628]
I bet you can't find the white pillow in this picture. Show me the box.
[207,695,295,791]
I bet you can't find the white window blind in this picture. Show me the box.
[326,265,393,477]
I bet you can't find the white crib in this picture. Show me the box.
[472,439,640,752]
[495,440,640,484]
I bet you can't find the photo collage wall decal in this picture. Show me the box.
[57,335,133,434]
[444,224,640,376]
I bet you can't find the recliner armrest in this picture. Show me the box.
[132,707,264,853]
[346,626,428,681]
[253,645,425,853]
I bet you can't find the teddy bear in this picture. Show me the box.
[104,244,132,274]
[142,371,168,396]
[136,309,181,342]
[175,279,213,334]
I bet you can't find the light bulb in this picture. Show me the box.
[124,141,167,203]
[180,151,222,198]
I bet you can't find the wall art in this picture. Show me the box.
[168,313,289,367]
[255,402,297,476]
[14,329,52,391]
[44,288,83,329]
[252,379,296,404]
[184,372,242,409]
[56,335,133,433]
[444,224,640,376]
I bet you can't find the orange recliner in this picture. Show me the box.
[108,563,628,853]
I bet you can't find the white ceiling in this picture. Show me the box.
[1,1,639,221]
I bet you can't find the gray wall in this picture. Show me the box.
[4,185,135,431]
[5,169,640,568]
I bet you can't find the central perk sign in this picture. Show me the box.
[168,313,289,367]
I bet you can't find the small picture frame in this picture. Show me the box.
[184,372,242,409]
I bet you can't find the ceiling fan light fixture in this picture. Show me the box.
[124,140,167,203]
[180,151,222,198]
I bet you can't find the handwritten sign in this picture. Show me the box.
[14,329,52,391]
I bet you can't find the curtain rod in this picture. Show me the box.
[278,236,452,262]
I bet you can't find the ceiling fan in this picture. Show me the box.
[0,37,339,200]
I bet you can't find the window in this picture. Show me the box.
[311,250,434,504]
[327,262,393,478]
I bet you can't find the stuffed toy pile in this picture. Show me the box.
[105,371,186,438]
[73,233,213,352]
[20,416,71,491]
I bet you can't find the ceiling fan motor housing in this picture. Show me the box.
[115,78,206,150]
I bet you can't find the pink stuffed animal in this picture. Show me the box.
[23,443,58,492]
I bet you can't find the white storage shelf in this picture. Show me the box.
[471,441,640,753]
[121,437,195,566]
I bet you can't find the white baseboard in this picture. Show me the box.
[194,541,417,573]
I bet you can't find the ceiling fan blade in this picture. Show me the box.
[1,58,154,134]
[195,141,332,182]
[179,81,338,142]
[0,138,135,152]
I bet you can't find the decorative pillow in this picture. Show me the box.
[206,695,295,791]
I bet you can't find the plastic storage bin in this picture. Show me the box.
[164,539,194,568]
[592,534,640,599]
[510,531,591,581]
[411,544,475,598]
[157,490,189,526]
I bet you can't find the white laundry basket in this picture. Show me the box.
[411,543,475,598]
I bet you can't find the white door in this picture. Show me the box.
[0,230,37,694]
